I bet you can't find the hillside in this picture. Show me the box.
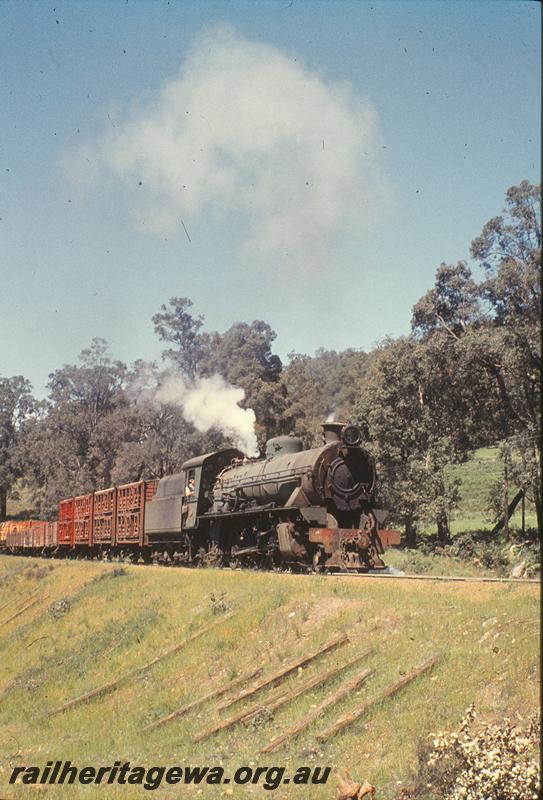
[0,556,539,799]
[445,447,538,534]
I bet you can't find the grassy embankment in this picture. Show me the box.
[0,556,539,799]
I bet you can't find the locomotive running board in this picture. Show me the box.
[205,504,326,522]
[204,505,292,519]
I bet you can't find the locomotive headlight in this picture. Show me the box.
[341,425,363,447]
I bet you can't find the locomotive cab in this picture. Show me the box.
[180,449,244,529]
[143,448,244,543]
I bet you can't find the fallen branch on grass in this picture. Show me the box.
[0,595,47,628]
[193,647,366,743]
[316,652,441,742]
[0,587,42,614]
[25,635,51,649]
[47,612,236,717]
[216,632,349,714]
[262,660,373,752]
[143,666,263,732]
[336,770,375,799]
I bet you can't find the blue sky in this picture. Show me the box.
[1,0,540,396]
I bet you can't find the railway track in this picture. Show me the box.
[323,569,540,585]
[0,551,539,585]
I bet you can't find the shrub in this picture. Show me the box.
[48,598,71,618]
[420,706,540,799]
[398,550,433,574]
[209,591,230,615]
[418,532,540,578]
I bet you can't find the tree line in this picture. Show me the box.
[1,181,540,539]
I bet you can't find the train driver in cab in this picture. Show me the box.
[185,472,195,497]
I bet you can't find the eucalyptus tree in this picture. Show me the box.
[412,181,541,532]
[0,375,36,519]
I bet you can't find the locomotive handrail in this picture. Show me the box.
[217,465,310,489]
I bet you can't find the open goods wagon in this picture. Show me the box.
[3,520,46,549]
[2,481,157,552]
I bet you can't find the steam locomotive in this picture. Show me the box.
[1,423,399,572]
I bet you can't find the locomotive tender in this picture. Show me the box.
[1,423,398,572]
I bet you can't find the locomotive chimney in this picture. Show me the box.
[321,422,343,444]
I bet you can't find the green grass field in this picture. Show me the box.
[444,447,537,534]
[0,557,539,799]
[5,484,35,518]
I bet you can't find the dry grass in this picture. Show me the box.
[0,556,539,799]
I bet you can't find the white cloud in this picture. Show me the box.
[79,25,388,272]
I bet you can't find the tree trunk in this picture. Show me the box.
[530,441,542,537]
[436,510,451,544]
[534,489,542,538]
[491,489,525,535]
[503,449,510,538]
[404,519,417,547]
[0,488,6,521]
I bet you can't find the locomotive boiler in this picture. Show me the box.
[202,422,388,571]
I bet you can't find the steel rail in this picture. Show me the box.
[0,551,539,584]
[322,571,540,585]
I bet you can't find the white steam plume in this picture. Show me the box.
[156,373,258,456]
[71,25,386,273]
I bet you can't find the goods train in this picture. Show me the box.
[0,423,399,572]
